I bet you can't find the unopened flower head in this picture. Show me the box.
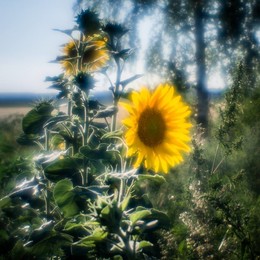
[75,9,100,35]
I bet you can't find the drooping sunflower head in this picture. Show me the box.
[81,39,109,72]
[60,37,109,76]
[60,41,78,76]
[103,23,129,40]
[121,84,192,174]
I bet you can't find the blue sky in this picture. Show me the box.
[0,1,228,94]
[0,0,75,93]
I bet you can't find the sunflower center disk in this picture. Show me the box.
[137,109,166,147]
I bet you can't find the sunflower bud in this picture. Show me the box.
[103,23,128,39]
[75,10,101,36]
[73,72,95,92]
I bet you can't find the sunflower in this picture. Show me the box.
[60,38,109,76]
[121,84,192,174]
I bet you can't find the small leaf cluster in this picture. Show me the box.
[217,63,246,154]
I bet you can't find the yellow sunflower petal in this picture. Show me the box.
[134,153,145,168]
[119,102,133,113]
[158,155,169,173]
[122,117,136,127]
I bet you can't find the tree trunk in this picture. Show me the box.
[194,0,209,133]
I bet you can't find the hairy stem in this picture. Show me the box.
[111,58,122,131]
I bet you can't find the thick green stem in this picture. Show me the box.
[68,99,72,117]
[111,99,119,132]
[111,58,122,131]
[77,33,84,72]
[45,181,51,218]
[122,234,136,260]
[83,90,90,145]
[44,128,49,151]
[82,158,89,186]
[117,178,124,207]
[44,128,51,218]
[82,90,90,186]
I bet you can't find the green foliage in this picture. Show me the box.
[178,64,260,259]
[0,115,34,196]
[217,63,245,154]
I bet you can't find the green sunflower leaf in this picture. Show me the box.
[80,228,108,243]
[143,209,171,230]
[138,240,153,250]
[22,102,54,134]
[120,193,131,211]
[101,130,123,140]
[44,157,79,182]
[0,197,11,209]
[119,74,143,88]
[129,209,151,225]
[29,232,73,257]
[43,115,69,129]
[80,145,106,160]
[112,255,123,260]
[52,28,74,36]
[16,133,40,146]
[94,106,118,118]
[53,179,79,217]
[137,174,166,184]
[80,144,119,166]
[101,205,110,216]
[114,48,134,60]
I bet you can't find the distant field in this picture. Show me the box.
[0,91,115,119]
[0,106,31,118]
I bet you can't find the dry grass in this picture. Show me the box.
[0,107,31,119]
